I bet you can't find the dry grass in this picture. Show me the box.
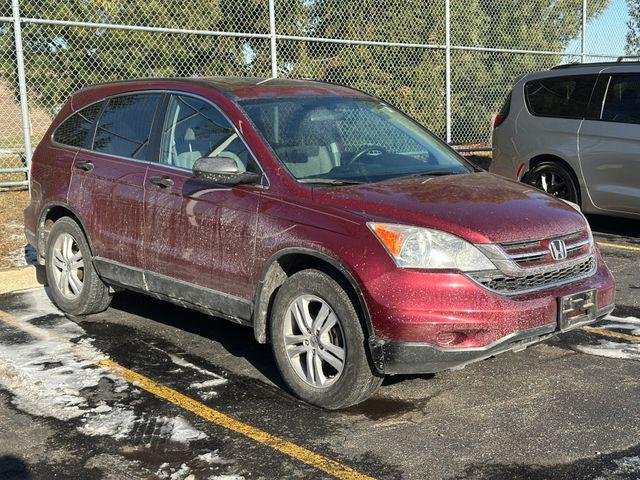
[0,188,30,270]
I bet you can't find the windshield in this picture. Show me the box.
[239,96,473,184]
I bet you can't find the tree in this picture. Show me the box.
[626,0,640,54]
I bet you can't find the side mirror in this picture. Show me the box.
[192,156,261,186]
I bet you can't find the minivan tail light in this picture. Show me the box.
[493,113,506,128]
[493,91,512,128]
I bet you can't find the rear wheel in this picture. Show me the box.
[524,161,580,205]
[270,269,382,409]
[45,217,112,315]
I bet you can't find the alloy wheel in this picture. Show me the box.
[530,170,571,200]
[51,232,85,299]
[283,294,346,388]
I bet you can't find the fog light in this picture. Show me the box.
[436,331,465,347]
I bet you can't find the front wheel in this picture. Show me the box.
[524,161,580,205]
[270,269,382,409]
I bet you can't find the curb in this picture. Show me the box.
[0,265,44,295]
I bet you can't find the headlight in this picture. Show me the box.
[368,223,496,271]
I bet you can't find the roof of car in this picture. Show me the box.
[82,77,369,101]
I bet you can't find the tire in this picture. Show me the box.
[524,161,580,205]
[270,269,382,409]
[45,217,112,315]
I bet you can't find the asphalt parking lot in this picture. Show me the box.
[1,215,639,480]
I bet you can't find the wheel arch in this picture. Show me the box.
[37,202,94,261]
[252,248,374,346]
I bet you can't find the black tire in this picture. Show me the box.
[270,269,382,409]
[45,217,112,315]
[524,161,580,205]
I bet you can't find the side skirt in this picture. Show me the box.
[93,257,253,326]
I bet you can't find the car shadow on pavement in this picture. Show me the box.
[587,214,640,241]
[105,291,436,396]
[107,291,286,388]
[0,455,31,480]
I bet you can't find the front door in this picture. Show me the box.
[579,73,640,214]
[143,93,264,304]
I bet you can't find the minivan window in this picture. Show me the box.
[160,95,258,173]
[525,75,597,119]
[53,102,104,149]
[93,94,160,159]
[601,75,640,124]
[240,96,471,183]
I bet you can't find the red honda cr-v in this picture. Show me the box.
[24,77,615,409]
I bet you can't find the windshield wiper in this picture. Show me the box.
[392,170,465,180]
[298,178,365,186]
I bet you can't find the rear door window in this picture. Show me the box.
[601,75,640,124]
[53,102,104,148]
[525,75,597,119]
[93,94,160,160]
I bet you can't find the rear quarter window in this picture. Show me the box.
[53,102,104,148]
[525,75,597,119]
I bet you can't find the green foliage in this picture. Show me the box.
[626,0,640,54]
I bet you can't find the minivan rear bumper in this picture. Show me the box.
[370,304,613,375]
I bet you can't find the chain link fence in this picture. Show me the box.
[0,0,630,187]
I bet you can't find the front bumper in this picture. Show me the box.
[371,304,614,375]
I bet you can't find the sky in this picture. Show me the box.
[565,0,631,57]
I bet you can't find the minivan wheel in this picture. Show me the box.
[45,217,112,315]
[524,161,580,205]
[270,269,383,409]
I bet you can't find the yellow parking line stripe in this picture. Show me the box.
[583,327,640,343]
[597,241,640,252]
[100,359,374,480]
[0,309,373,480]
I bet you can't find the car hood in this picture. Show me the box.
[312,172,588,244]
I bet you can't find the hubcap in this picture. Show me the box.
[51,232,84,300]
[283,294,346,388]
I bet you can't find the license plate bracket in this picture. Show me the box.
[558,289,597,332]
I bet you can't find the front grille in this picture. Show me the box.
[471,256,595,294]
[498,229,591,268]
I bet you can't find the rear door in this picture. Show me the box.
[69,93,161,268]
[579,72,640,214]
[143,93,264,305]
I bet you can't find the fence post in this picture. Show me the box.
[445,0,451,144]
[268,0,277,78]
[581,0,587,62]
[11,0,32,187]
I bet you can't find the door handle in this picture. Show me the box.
[149,175,174,188]
[75,160,94,172]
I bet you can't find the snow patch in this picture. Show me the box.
[78,406,137,440]
[169,354,227,382]
[190,379,227,389]
[0,291,207,447]
[196,451,235,466]
[170,354,227,400]
[170,415,207,444]
[574,339,640,360]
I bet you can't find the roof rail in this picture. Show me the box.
[552,58,640,70]
[617,55,640,62]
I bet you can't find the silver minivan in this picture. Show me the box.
[490,59,640,219]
